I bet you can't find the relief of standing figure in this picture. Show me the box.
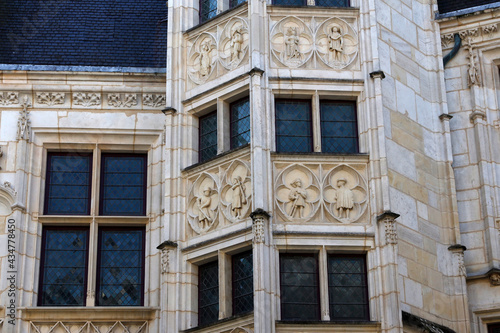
[285,27,301,60]
[334,178,354,219]
[328,26,344,63]
[231,176,247,218]
[288,178,307,218]
[230,27,243,63]
[199,40,214,77]
[197,187,213,229]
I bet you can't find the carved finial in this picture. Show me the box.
[17,96,32,141]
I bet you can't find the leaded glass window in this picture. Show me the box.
[39,228,88,306]
[328,255,368,320]
[199,0,218,23]
[230,97,251,149]
[280,254,320,321]
[199,261,219,326]
[199,111,218,162]
[316,0,349,6]
[100,154,147,216]
[97,228,145,306]
[489,323,500,333]
[45,153,91,215]
[275,100,313,153]
[273,0,307,5]
[320,101,358,154]
[230,0,247,8]
[232,251,253,315]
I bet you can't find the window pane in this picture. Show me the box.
[199,111,218,162]
[231,97,251,149]
[45,153,91,215]
[280,254,319,321]
[233,251,253,315]
[200,0,218,23]
[489,323,500,333]
[275,100,313,153]
[199,261,219,326]
[328,255,368,320]
[39,228,88,306]
[100,154,147,216]
[230,0,247,7]
[97,228,144,306]
[316,0,350,6]
[273,0,306,5]
[320,101,358,154]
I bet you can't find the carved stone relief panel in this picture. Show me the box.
[107,93,138,108]
[73,92,101,107]
[273,161,368,224]
[143,93,166,108]
[186,157,252,236]
[0,91,19,106]
[269,15,358,70]
[36,92,65,106]
[218,17,250,70]
[188,33,218,85]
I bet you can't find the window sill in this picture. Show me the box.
[183,143,250,173]
[19,307,159,321]
[276,320,381,332]
[186,1,248,34]
[182,312,253,333]
[38,215,150,224]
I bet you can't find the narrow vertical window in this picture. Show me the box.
[232,251,253,315]
[100,154,147,216]
[275,100,313,153]
[96,228,145,306]
[315,0,350,6]
[39,228,89,306]
[45,153,92,215]
[328,255,369,320]
[199,261,219,326]
[199,111,218,162]
[230,97,251,149]
[320,101,358,154]
[199,0,218,23]
[280,254,320,321]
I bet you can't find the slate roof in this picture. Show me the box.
[437,0,500,14]
[0,0,167,70]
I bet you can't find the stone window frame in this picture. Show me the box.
[33,129,162,308]
[189,246,254,328]
[272,93,359,154]
[276,247,370,322]
[271,0,351,6]
[198,0,248,25]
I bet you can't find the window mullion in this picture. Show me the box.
[319,246,330,320]
[86,220,98,306]
[312,92,322,152]
[219,251,232,319]
[92,145,100,217]
[218,98,230,153]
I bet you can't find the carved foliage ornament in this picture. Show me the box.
[30,321,148,333]
[108,93,138,108]
[73,92,101,107]
[17,96,31,141]
[143,94,166,108]
[36,92,65,106]
[0,91,19,105]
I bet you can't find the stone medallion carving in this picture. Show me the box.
[220,160,252,223]
[188,33,218,84]
[315,18,358,69]
[324,165,367,223]
[270,16,314,68]
[219,17,249,70]
[187,173,220,234]
[276,165,320,221]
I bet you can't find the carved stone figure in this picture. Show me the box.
[230,27,243,63]
[199,40,214,77]
[197,187,213,229]
[328,26,344,63]
[231,176,247,218]
[334,178,354,219]
[490,272,500,286]
[465,38,481,87]
[285,27,301,60]
[288,178,307,218]
[17,96,31,141]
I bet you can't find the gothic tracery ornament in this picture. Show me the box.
[188,33,217,84]
[0,91,19,106]
[315,17,358,69]
[219,17,249,70]
[270,16,314,68]
[36,92,65,106]
[187,174,220,234]
[73,92,101,107]
[220,160,252,223]
[17,96,31,141]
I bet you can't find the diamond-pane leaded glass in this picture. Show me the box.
[316,0,349,6]
[230,0,247,8]
[100,154,146,216]
[280,254,319,321]
[199,112,218,162]
[328,255,368,320]
[97,229,144,306]
[39,228,88,306]
[45,153,91,215]
[275,100,313,153]
[320,101,358,154]
[230,97,251,149]
[200,0,218,23]
[232,251,253,315]
[273,0,306,5]
[199,261,219,326]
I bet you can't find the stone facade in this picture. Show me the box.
[1,1,500,333]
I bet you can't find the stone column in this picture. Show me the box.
[250,209,274,333]
[157,240,178,332]
[447,244,470,333]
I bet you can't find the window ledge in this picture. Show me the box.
[183,144,250,173]
[19,307,159,321]
[276,320,381,332]
[181,313,253,333]
[38,215,150,224]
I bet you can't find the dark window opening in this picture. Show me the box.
[230,97,251,149]
[489,323,500,333]
[200,0,218,23]
[230,0,247,8]
[273,0,307,5]
[232,251,254,315]
[199,261,219,326]
[275,99,313,153]
[316,0,350,6]
[199,111,218,162]
[320,101,358,154]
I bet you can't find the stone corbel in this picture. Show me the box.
[377,211,399,245]
[488,269,500,286]
[448,244,467,277]
[157,240,178,274]
[439,113,453,121]
[469,110,486,123]
[250,208,270,244]
[369,70,385,80]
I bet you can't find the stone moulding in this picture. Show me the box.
[0,91,19,105]
[107,93,138,108]
[29,321,148,333]
[73,92,101,107]
[36,92,65,106]
[143,93,166,108]
[402,311,456,333]
[17,96,31,141]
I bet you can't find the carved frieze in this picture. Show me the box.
[186,158,252,236]
[36,92,65,106]
[73,92,101,107]
[274,162,368,223]
[143,94,166,108]
[107,93,138,108]
[0,92,19,106]
[30,321,148,333]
